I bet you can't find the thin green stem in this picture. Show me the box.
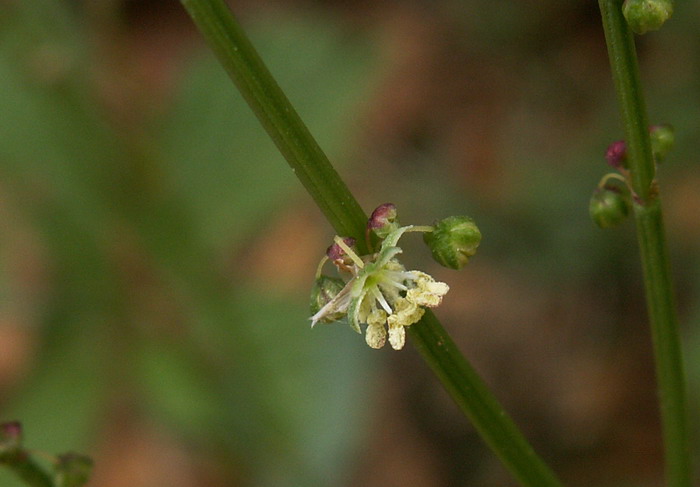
[408,312,563,487]
[179,1,564,486]
[598,1,691,486]
[598,0,655,201]
[0,451,55,487]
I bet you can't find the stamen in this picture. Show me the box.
[381,277,409,291]
[334,236,364,268]
[403,225,434,234]
[315,255,329,278]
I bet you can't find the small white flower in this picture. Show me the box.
[310,226,449,350]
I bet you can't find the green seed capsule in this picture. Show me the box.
[589,187,630,228]
[424,216,481,270]
[310,275,346,323]
[650,124,675,163]
[622,0,673,35]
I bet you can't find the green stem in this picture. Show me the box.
[0,451,55,487]
[598,2,691,486]
[408,312,563,487]
[179,1,564,486]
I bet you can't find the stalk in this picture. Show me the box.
[0,452,54,487]
[179,1,564,485]
[598,1,691,485]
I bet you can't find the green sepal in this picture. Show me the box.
[309,275,347,323]
[346,294,363,334]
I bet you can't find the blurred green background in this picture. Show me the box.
[0,1,699,486]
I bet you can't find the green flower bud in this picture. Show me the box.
[650,124,675,162]
[589,187,630,228]
[622,0,673,35]
[54,453,93,487]
[424,216,481,270]
[310,275,347,323]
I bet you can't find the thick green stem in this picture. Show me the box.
[179,1,563,486]
[598,1,691,486]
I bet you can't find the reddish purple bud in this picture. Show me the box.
[326,237,356,261]
[367,203,399,238]
[605,140,627,169]
[1,422,22,441]
[0,421,22,451]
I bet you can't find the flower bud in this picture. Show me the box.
[650,123,674,162]
[605,140,627,169]
[623,0,673,35]
[0,422,22,453]
[54,453,93,487]
[589,187,630,228]
[367,203,399,239]
[326,237,356,266]
[423,216,481,270]
[310,275,346,323]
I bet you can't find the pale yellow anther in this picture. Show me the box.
[367,308,387,327]
[388,298,425,329]
[388,321,406,350]
[365,322,387,349]
[407,271,449,308]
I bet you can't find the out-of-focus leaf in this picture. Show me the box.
[0,1,125,236]
[134,333,229,439]
[0,5,114,485]
[160,13,375,251]
[2,319,108,454]
[211,291,375,487]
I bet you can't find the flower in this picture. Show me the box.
[310,225,449,350]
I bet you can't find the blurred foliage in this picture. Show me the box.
[0,0,699,486]
[0,1,376,486]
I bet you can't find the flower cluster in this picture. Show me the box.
[310,206,451,350]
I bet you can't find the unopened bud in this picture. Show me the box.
[0,421,22,453]
[589,187,630,228]
[54,453,93,487]
[623,0,673,35]
[310,275,346,323]
[424,216,481,270]
[367,203,399,239]
[650,124,674,162]
[605,140,627,169]
[326,237,356,265]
